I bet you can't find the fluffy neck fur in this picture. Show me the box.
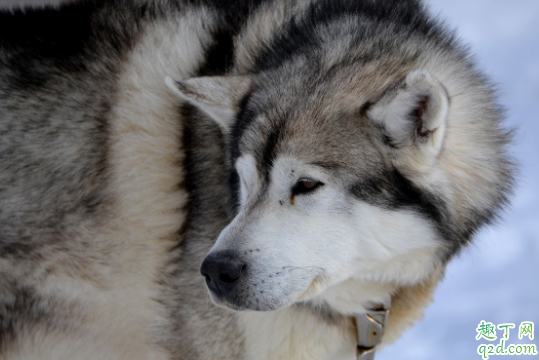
[237,280,393,360]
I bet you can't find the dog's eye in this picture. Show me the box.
[291,178,324,195]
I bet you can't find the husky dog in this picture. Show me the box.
[0,0,514,359]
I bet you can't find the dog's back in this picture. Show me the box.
[0,3,213,358]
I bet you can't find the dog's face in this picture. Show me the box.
[167,66,451,311]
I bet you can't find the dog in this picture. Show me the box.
[0,0,514,359]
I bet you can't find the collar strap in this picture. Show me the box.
[354,308,390,360]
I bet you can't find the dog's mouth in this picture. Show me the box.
[295,275,327,301]
[206,290,249,311]
[201,251,327,311]
[204,277,293,312]
[207,287,300,312]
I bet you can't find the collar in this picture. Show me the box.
[353,306,390,360]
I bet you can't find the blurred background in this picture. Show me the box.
[379,1,539,359]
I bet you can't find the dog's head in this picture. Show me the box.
[166,64,459,312]
[164,1,513,336]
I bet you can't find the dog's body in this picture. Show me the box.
[0,1,514,359]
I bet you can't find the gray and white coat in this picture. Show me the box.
[0,0,514,359]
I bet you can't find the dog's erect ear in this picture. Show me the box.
[165,75,252,132]
[367,71,449,170]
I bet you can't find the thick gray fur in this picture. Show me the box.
[0,1,514,359]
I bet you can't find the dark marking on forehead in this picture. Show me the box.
[227,97,290,209]
[230,93,256,162]
[228,167,241,212]
[228,93,261,211]
[350,170,452,241]
[260,112,287,178]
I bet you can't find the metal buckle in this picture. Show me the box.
[355,309,389,360]
[357,346,376,360]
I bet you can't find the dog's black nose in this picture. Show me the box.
[200,251,246,296]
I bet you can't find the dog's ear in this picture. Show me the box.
[367,70,449,171]
[165,75,252,132]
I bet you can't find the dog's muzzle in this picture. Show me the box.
[200,250,246,297]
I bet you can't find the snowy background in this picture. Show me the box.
[378,1,539,359]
